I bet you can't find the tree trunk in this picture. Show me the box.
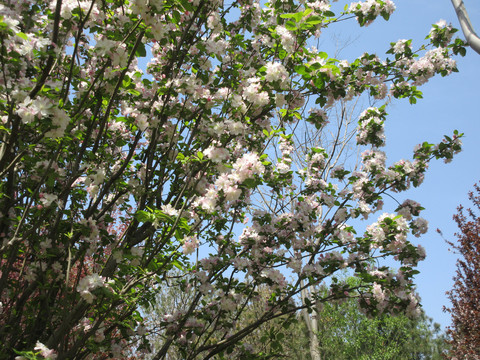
[301,285,322,360]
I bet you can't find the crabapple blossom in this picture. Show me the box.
[77,274,106,304]
[392,39,410,54]
[265,62,289,87]
[276,25,296,53]
[204,145,230,163]
[182,235,199,255]
[33,342,57,359]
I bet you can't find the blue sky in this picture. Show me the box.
[322,0,480,329]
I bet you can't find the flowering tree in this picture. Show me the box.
[444,183,480,359]
[0,0,467,359]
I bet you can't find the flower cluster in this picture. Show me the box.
[356,107,387,147]
[77,274,106,304]
[349,0,396,26]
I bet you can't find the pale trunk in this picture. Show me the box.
[301,284,322,360]
[451,0,480,55]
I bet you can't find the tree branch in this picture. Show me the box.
[451,0,480,55]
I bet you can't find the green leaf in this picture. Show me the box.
[306,15,323,25]
[179,0,194,12]
[280,13,296,19]
[135,210,153,223]
[285,21,297,31]
[135,42,146,57]
[242,178,258,189]
[318,51,329,59]
[122,77,132,88]
[16,32,28,41]
[127,89,141,96]
[154,210,174,223]
[172,10,181,24]
[313,76,325,89]
[172,260,184,271]
[293,12,304,22]
[295,65,309,75]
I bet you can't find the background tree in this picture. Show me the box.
[0,0,467,359]
[142,274,449,360]
[312,277,448,360]
[444,183,480,359]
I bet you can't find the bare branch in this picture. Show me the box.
[451,0,480,55]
